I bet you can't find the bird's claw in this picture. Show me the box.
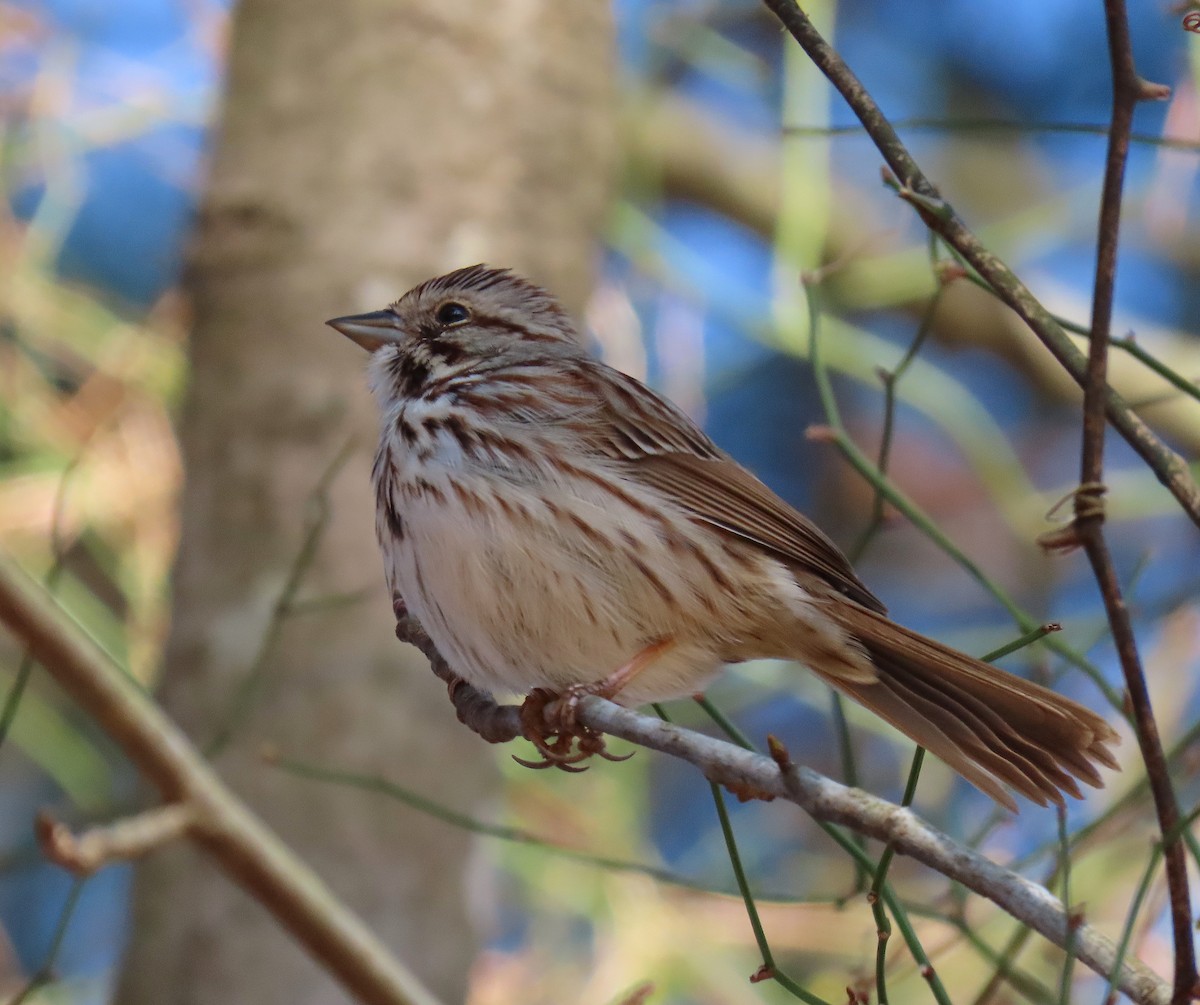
[514,687,634,772]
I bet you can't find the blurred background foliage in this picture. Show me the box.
[1,0,1199,1003]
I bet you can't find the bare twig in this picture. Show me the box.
[587,698,1169,1004]
[759,0,1200,530]
[1072,2,1195,999]
[709,777,830,1003]
[0,552,443,1005]
[35,804,198,875]
[391,616,1169,1005]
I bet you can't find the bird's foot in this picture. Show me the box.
[513,686,634,772]
[512,640,675,771]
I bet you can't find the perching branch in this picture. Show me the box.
[758,0,1200,530]
[392,617,1171,1005]
[0,551,444,1005]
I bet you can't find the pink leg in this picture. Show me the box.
[516,639,676,771]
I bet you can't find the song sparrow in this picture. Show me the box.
[329,264,1118,810]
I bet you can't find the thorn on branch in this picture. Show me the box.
[933,260,967,286]
[767,734,793,771]
[804,424,838,444]
[749,965,775,984]
[1136,79,1171,101]
[715,775,777,803]
[800,242,865,287]
[36,803,198,875]
[1038,525,1085,554]
[884,173,952,226]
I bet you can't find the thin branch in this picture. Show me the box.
[783,117,1200,152]
[277,750,1058,1001]
[707,714,954,1005]
[1105,843,1165,1005]
[863,626,1056,1005]
[36,803,198,875]
[954,269,1200,410]
[968,878,1050,1005]
[869,747,924,1005]
[655,700,834,1002]
[580,696,1169,1005]
[846,263,953,564]
[269,752,793,900]
[709,778,831,1003]
[392,612,1170,1005]
[1071,1,1195,1000]
[0,552,443,1005]
[6,876,87,1005]
[803,250,1125,713]
[1055,808,1078,1005]
[206,438,356,757]
[1110,336,1200,407]
[806,407,1124,712]
[759,0,1200,530]
[764,3,1193,992]
[945,912,1057,1005]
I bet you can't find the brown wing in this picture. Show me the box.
[581,363,887,614]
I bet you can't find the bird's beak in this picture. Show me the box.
[326,310,404,352]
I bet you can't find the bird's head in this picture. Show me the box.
[327,264,578,365]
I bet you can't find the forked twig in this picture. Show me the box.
[0,554,443,1005]
[759,0,1200,530]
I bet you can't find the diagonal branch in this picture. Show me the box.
[519,694,1171,1003]
[759,0,1200,530]
[392,617,1171,1005]
[0,552,443,1005]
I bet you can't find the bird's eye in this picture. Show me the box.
[435,302,471,327]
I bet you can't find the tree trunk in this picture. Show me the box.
[116,2,614,1002]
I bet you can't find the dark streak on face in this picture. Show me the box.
[390,354,432,398]
[424,337,468,366]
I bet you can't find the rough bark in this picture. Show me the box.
[116,2,614,1002]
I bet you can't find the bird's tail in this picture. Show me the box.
[819,605,1120,811]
